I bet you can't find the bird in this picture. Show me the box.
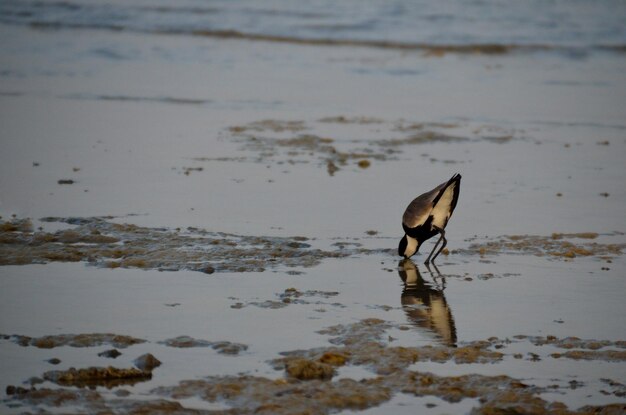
[398,173,461,263]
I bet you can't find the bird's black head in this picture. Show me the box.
[398,234,419,258]
[398,235,408,257]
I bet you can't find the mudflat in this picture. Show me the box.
[1,2,625,413]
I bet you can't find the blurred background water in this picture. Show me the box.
[1,0,626,49]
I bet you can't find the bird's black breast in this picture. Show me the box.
[403,215,438,243]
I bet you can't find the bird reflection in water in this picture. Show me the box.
[398,259,457,347]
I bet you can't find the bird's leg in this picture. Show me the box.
[424,232,444,264]
[430,225,447,263]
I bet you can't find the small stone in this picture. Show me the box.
[286,358,334,380]
[211,341,248,355]
[6,385,29,395]
[98,349,122,359]
[318,351,349,366]
[160,336,212,348]
[326,160,339,176]
[115,389,131,397]
[32,338,56,349]
[357,159,371,169]
[133,353,162,372]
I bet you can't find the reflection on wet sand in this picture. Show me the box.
[398,259,457,347]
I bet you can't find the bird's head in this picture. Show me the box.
[398,234,419,258]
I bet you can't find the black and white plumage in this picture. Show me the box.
[398,173,461,263]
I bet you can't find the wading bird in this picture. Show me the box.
[398,173,461,263]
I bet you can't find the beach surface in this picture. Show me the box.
[1,1,626,413]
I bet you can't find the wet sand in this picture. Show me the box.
[1,21,626,414]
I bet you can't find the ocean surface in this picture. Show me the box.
[2,0,626,50]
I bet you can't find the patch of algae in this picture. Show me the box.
[221,117,520,176]
[159,337,248,355]
[551,350,626,362]
[0,218,34,233]
[318,116,385,124]
[228,119,308,134]
[236,130,390,177]
[525,335,626,351]
[42,366,152,389]
[0,216,348,273]
[230,288,343,310]
[150,319,625,414]
[1,333,146,349]
[462,233,625,260]
[8,384,625,415]
[5,320,626,414]
[273,318,504,378]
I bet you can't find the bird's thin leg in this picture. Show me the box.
[424,233,444,264]
[431,226,448,263]
[430,226,447,263]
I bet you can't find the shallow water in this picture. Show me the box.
[1,3,626,414]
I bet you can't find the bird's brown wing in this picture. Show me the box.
[402,180,449,229]
[402,173,461,229]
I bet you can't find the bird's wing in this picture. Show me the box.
[402,181,448,228]
[430,174,461,228]
[403,173,461,229]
